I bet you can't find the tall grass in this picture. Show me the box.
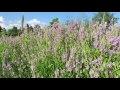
[0,19,120,78]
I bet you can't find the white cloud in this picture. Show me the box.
[26,19,48,28]
[5,20,21,30]
[27,19,40,27]
[0,16,5,27]
[40,22,48,29]
[0,16,4,23]
[0,17,48,30]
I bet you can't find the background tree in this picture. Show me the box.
[65,20,71,25]
[0,26,2,37]
[7,26,19,36]
[92,12,119,25]
[0,26,7,36]
[34,24,41,33]
[21,15,24,32]
[27,24,30,33]
[26,25,33,33]
[2,28,7,35]
[50,18,59,26]
[30,26,33,32]
[34,24,41,29]
[0,26,2,32]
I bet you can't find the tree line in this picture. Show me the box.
[0,12,119,37]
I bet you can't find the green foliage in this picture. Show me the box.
[84,19,90,29]
[92,12,119,25]
[0,26,3,37]
[0,18,120,78]
[30,26,33,32]
[7,26,19,36]
[26,24,34,33]
[65,20,72,25]
[0,43,8,78]
[27,24,30,33]
[21,15,24,31]
[0,26,2,32]
[2,28,7,35]
[50,18,59,25]
[0,26,7,37]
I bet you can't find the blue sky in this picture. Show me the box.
[0,12,120,29]
[0,12,94,23]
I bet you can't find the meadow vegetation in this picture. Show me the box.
[0,12,120,78]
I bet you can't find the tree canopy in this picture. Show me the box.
[92,12,119,25]
[50,18,59,26]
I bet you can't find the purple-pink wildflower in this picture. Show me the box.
[38,32,42,39]
[93,41,98,48]
[65,60,76,72]
[89,69,94,78]
[31,64,35,71]
[52,23,58,29]
[68,24,74,30]
[94,72,99,78]
[73,19,79,26]
[75,67,79,73]
[46,30,51,37]
[100,47,105,52]
[11,38,16,45]
[99,66,104,71]
[104,22,107,28]
[62,53,68,59]
[53,48,57,54]
[110,36,120,43]
[71,47,76,54]
[107,62,113,68]
[55,69,60,77]
[54,34,61,42]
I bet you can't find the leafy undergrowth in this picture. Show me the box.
[0,20,120,78]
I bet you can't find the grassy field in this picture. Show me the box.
[0,20,120,78]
